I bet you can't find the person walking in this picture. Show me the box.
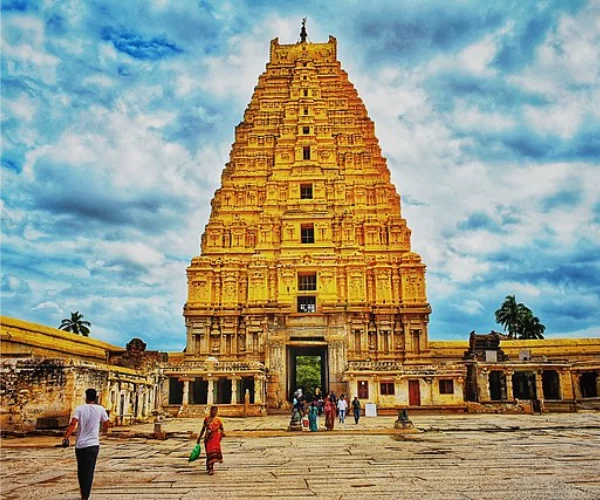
[308,401,319,432]
[324,396,335,431]
[62,388,110,500]
[352,396,361,424]
[197,406,225,475]
[337,395,348,423]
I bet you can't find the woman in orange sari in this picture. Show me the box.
[197,406,225,475]
[324,396,335,431]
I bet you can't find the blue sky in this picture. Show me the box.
[2,0,599,350]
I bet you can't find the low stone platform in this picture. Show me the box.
[2,413,599,499]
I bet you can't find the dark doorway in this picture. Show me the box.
[168,378,183,405]
[190,378,208,404]
[580,372,598,398]
[512,371,537,399]
[134,389,139,417]
[242,377,255,404]
[216,378,232,404]
[542,371,561,400]
[287,345,328,401]
[357,380,369,399]
[408,380,421,406]
[489,371,508,400]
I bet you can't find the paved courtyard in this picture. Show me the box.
[2,413,600,499]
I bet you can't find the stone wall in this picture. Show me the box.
[0,358,108,431]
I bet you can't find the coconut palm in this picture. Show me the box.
[59,311,91,337]
[520,311,545,339]
[494,295,528,338]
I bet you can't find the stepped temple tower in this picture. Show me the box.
[167,24,463,415]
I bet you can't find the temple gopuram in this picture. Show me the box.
[165,24,468,415]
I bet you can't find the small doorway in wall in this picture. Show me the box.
[216,378,232,404]
[357,380,369,400]
[133,389,139,418]
[168,378,184,405]
[512,371,537,399]
[580,372,598,398]
[489,371,508,400]
[241,377,255,404]
[287,345,328,401]
[190,378,208,404]
[408,380,421,406]
[542,370,561,400]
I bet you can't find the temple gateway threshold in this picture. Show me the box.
[164,25,463,416]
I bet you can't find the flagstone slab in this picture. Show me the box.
[2,413,600,500]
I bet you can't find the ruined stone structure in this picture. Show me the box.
[0,316,165,431]
[460,333,600,413]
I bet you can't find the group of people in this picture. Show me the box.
[294,388,362,432]
[62,388,226,499]
[63,386,363,498]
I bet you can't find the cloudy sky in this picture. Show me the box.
[2,0,599,350]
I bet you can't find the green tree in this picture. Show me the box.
[59,311,91,337]
[494,295,525,338]
[494,295,545,339]
[295,356,322,399]
[520,310,546,339]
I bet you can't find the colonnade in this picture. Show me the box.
[178,374,266,406]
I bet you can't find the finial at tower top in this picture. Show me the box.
[300,17,308,42]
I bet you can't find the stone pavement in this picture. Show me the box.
[110,411,600,437]
[2,413,600,499]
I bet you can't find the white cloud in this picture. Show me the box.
[32,301,61,313]
[1,2,598,348]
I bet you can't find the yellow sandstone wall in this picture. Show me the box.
[429,338,600,364]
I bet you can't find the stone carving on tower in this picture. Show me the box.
[184,22,432,406]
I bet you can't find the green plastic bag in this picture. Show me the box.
[189,443,201,462]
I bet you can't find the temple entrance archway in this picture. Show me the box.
[287,344,328,401]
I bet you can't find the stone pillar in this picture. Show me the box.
[368,377,376,405]
[207,377,214,406]
[505,370,514,401]
[425,377,434,406]
[558,369,571,400]
[105,381,113,412]
[160,377,170,409]
[535,370,545,412]
[573,373,582,400]
[254,375,262,405]
[182,379,190,406]
[535,371,544,400]
[231,377,240,405]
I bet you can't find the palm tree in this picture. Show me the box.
[520,311,545,339]
[494,295,528,338]
[59,311,91,337]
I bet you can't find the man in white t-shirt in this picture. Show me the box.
[63,388,110,500]
[337,395,348,423]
